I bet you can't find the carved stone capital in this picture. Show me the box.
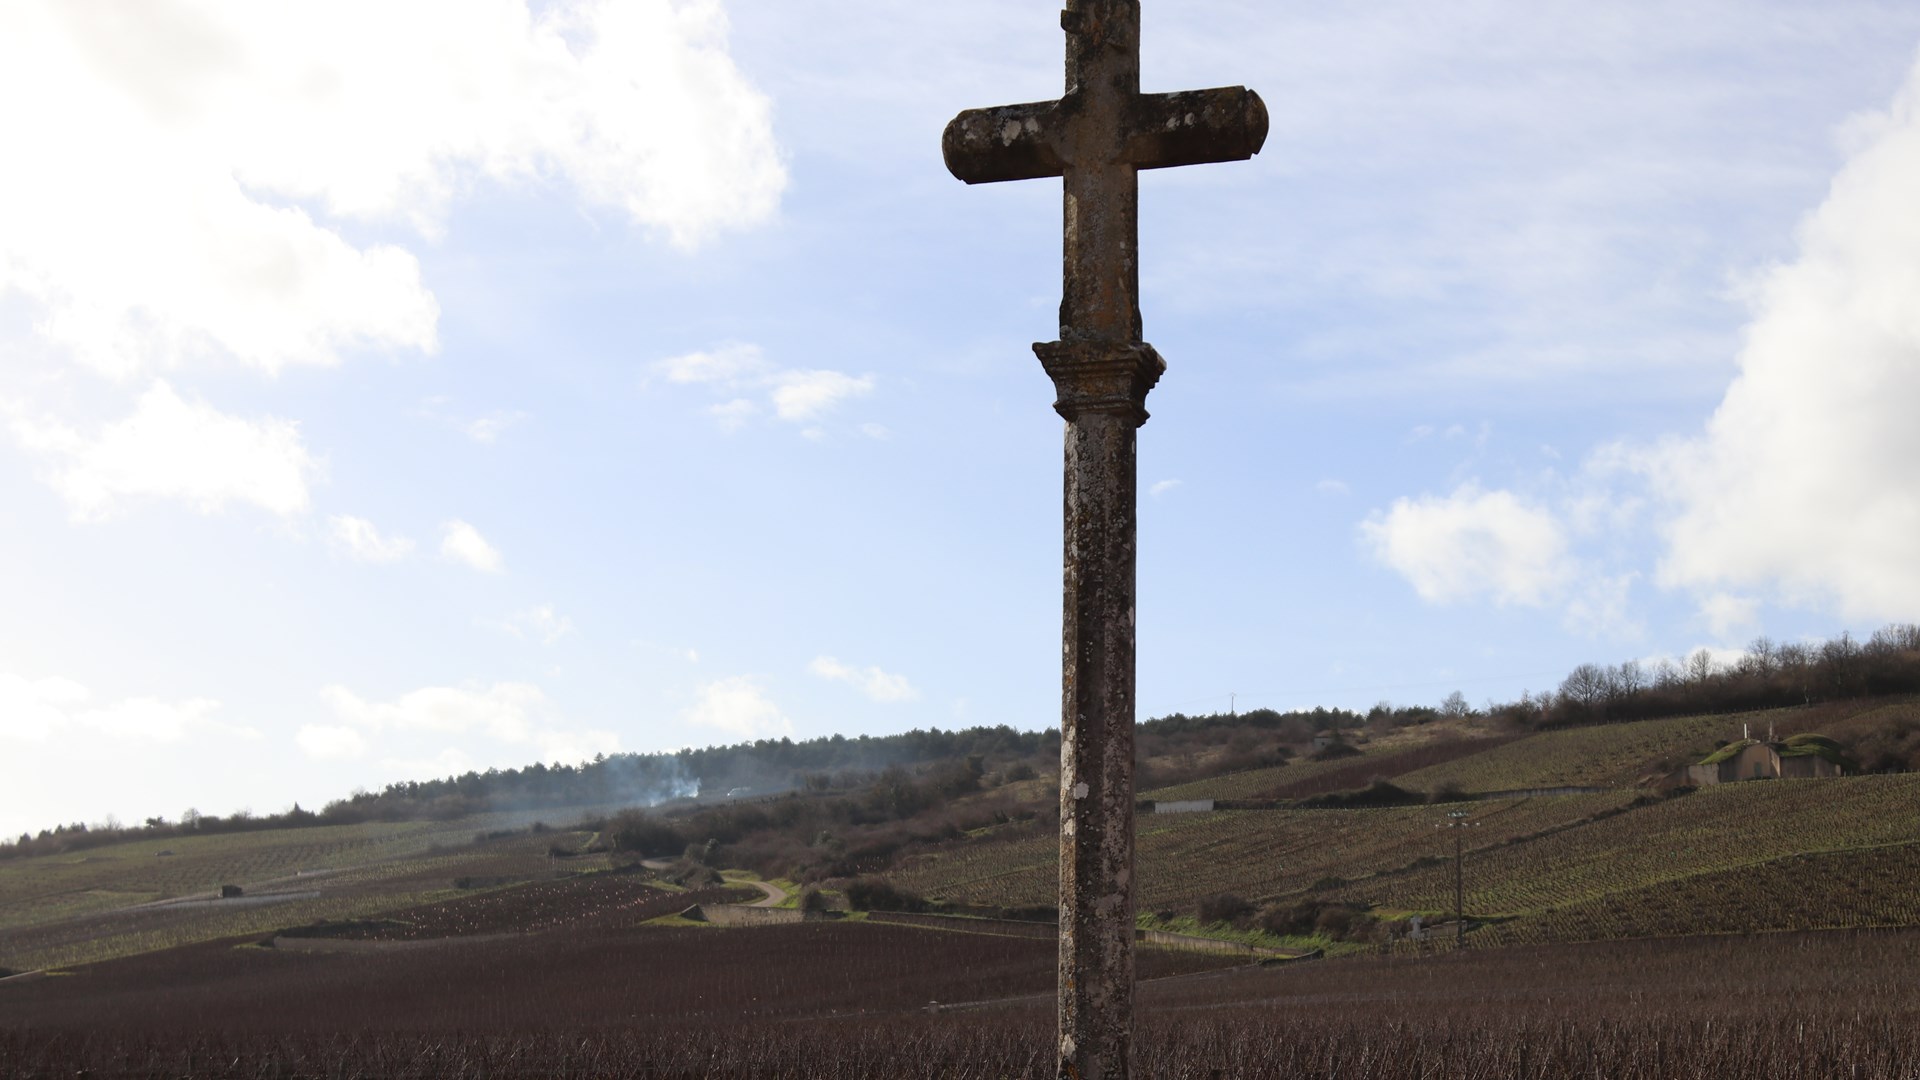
[1033,340,1164,426]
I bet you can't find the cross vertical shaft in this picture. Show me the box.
[1059,0,1141,344]
[942,3,1265,1075]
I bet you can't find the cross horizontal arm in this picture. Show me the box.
[943,100,1065,185]
[1126,87,1268,172]
[943,86,1266,186]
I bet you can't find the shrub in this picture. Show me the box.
[606,810,683,857]
[1258,901,1318,937]
[843,877,927,913]
[1260,900,1376,942]
[799,887,832,913]
[1309,741,1363,762]
[1296,781,1422,809]
[1196,892,1253,927]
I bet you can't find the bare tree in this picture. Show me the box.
[1559,663,1608,712]
[1821,631,1862,696]
[1686,648,1717,685]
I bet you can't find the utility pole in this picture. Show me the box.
[1437,809,1477,948]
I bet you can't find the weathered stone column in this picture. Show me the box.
[942,5,1264,1074]
[1037,339,1162,1080]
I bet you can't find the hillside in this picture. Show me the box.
[0,814,604,971]
[892,701,1920,950]
[8,694,1920,975]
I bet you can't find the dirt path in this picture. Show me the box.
[735,878,787,908]
[639,860,786,908]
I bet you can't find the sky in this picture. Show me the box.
[5,0,1920,838]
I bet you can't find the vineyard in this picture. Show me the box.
[1332,774,1920,931]
[275,875,742,942]
[11,697,1920,1075]
[897,792,1640,912]
[1479,842,1920,945]
[1142,732,1512,802]
[1147,702,1905,804]
[0,813,573,926]
[0,820,604,971]
[1394,712,1749,792]
[8,927,1920,1077]
[897,771,1920,950]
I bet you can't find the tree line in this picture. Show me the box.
[1482,623,1920,730]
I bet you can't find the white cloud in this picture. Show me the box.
[375,747,476,780]
[8,381,320,520]
[708,398,759,432]
[324,682,540,741]
[533,726,623,766]
[769,370,875,421]
[0,672,251,745]
[1149,479,1182,498]
[1360,483,1573,607]
[496,604,576,645]
[0,0,783,383]
[328,515,415,563]
[1562,572,1642,640]
[460,410,528,444]
[860,423,892,441]
[654,343,875,430]
[0,674,91,743]
[1635,52,1920,621]
[1699,592,1761,640]
[1316,478,1351,496]
[681,676,791,738]
[657,343,771,385]
[320,681,614,765]
[294,723,369,761]
[440,519,505,573]
[809,656,919,703]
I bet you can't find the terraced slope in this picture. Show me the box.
[1146,735,1515,802]
[0,818,608,970]
[1482,842,1920,945]
[1390,713,1739,793]
[905,769,1920,947]
[896,792,1640,912]
[0,816,552,930]
[1333,773,1920,936]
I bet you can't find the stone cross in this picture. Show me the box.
[942,4,1265,1077]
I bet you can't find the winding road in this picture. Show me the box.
[639,859,787,908]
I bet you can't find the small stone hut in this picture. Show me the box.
[1676,730,1846,787]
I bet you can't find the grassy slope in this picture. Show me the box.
[0,815,609,970]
